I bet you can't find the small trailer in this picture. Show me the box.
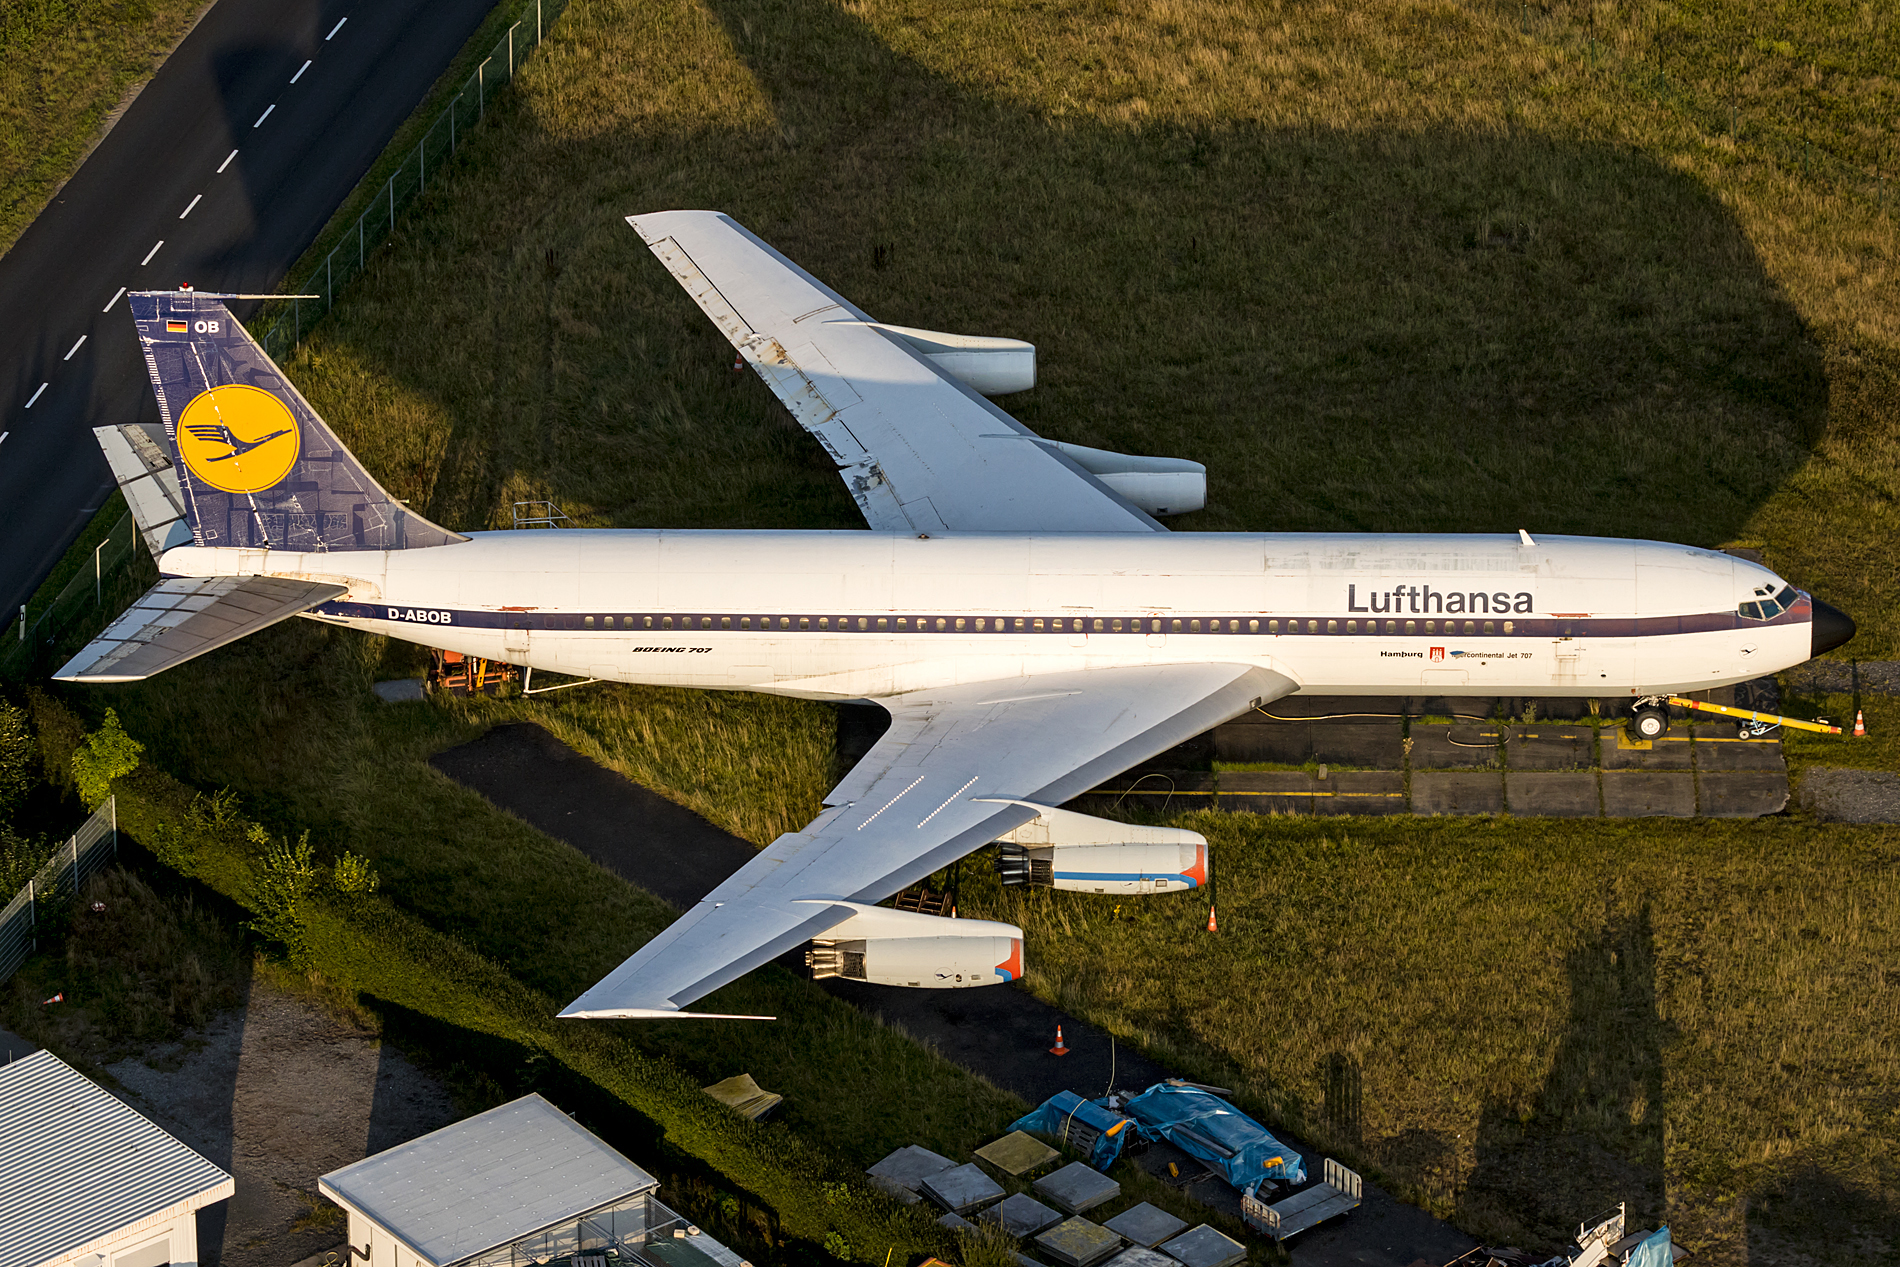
[1241,1158,1363,1242]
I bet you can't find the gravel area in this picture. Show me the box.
[1797,768,1900,823]
[105,977,458,1267]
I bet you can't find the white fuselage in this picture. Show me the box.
[160,531,1813,700]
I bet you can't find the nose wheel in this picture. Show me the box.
[1630,696,1671,741]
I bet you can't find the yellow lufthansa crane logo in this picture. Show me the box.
[175,385,301,494]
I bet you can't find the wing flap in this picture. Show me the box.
[54,575,346,683]
[560,662,1293,1018]
[96,424,193,560]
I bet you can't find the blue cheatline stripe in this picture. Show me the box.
[311,599,1801,642]
[994,966,1016,981]
[1051,871,1198,887]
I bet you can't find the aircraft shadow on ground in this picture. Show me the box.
[312,0,1826,546]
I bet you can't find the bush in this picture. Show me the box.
[0,700,32,825]
[249,830,318,967]
[332,850,380,896]
[71,708,142,809]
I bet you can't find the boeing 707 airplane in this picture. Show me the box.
[58,211,1854,1019]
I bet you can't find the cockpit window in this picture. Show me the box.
[1739,584,1798,621]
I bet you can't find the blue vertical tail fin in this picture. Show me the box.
[129,291,464,552]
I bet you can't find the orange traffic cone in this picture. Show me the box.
[1855,709,1868,738]
[731,354,745,372]
[1207,905,1218,933]
[1049,1025,1071,1056]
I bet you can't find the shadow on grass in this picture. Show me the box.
[293,0,1822,550]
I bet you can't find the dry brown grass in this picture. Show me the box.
[0,0,211,253]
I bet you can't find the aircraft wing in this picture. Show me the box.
[630,210,1167,535]
[53,576,346,683]
[559,662,1293,1018]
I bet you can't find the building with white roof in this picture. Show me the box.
[319,1093,747,1267]
[0,1049,234,1267]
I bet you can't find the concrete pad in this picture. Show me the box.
[1074,772,1218,816]
[1104,1250,1177,1267]
[1158,1224,1247,1267]
[1212,719,1312,764]
[1602,731,1694,769]
[1034,1161,1121,1214]
[1034,1217,1124,1267]
[1800,768,1900,823]
[1507,771,1599,817]
[1409,724,1504,769]
[1504,725,1593,770]
[1102,1203,1188,1248]
[922,1161,1006,1213]
[1313,770,1408,816]
[976,1130,1061,1177]
[1600,772,1696,817]
[1411,771,1505,815]
[1311,721,1405,767]
[866,1144,956,1203]
[1695,736,1786,772]
[939,1212,974,1232]
[371,678,426,702]
[1699,771,1790,818]
[1217,771,1318,815]
[981,1193,1064,1238]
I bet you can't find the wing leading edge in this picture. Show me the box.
[630,210,1169,535]
[559,662,1294,1019]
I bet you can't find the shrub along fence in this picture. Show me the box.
[0,797,118,984]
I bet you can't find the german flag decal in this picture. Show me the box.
[165,320,188,333]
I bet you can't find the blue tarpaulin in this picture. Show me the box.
[1007,1091,1138,1172]
[1626,1227,1672,1267]
[1123,1082,1306,1189]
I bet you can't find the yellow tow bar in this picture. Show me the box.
[1665,696,1843,735]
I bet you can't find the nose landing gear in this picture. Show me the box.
[1629,696,1671,741]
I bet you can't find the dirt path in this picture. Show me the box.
[433,721,1475,1267]
[106,977,458,1267]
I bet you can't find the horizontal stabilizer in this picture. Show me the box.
[54,575,345,683]
[95,424,192,560]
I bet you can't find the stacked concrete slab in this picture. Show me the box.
[1080,696,1788,818]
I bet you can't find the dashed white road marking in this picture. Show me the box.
[291,60,312,83]
[140,241,163,265]
[63,336,86,361]
[25,384,48,408]
[180,194,202,218]
[0,432,9,446]
[103,287,126,313]
[218,149,238,173]
[326,16,347,39]
[254,103,276,128]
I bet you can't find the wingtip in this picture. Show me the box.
[558,1006,777,1022]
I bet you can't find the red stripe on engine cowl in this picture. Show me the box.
[1182,843,1208,889]
[995,938,1023,982]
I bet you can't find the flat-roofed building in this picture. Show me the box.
[0,1050,234,1267]
[320,1093,746,1267]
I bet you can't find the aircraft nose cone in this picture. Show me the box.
[1811,597,1857,657]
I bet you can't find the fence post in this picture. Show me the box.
[69,833,79,896]
[25,879,32,955]
[94,542,102,605]
[389,172,396,232]
[479,64,485,122]
[509,22,516,76]
[537,0,542,43]
[111,796,117,857]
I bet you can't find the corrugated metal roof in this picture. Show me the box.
[319,1093,658,1267]
[0,1050,233,1267]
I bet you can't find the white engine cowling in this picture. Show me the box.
[804,901,1022,989]
[869,323,1037,396]
[991,803,1210,894]
[1047,441,1206,517]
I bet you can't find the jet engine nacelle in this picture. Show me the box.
[870,323,1037,396]
[990,803,1210,894]
[1046,441,1206,518]
[804,901,1022,989]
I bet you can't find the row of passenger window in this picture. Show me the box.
[571,613,1517,634]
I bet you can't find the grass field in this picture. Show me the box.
[17,0,1900,1262]
[0,0,211,254]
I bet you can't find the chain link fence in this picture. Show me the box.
[1,512,144,681]
[0,798,118,985]
[257,0,567,359]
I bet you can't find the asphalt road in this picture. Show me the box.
[0,0,501,623]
